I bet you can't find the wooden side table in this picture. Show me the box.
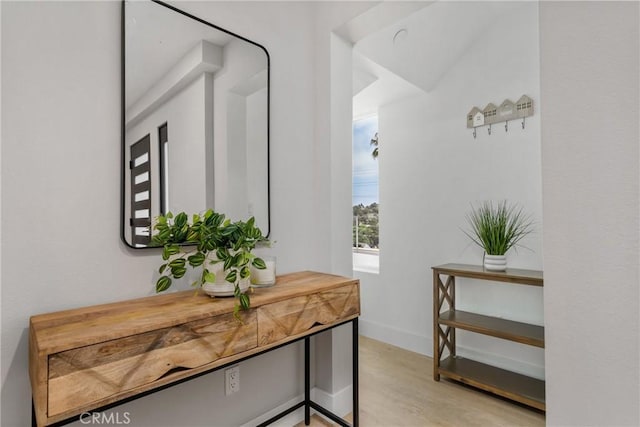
[432,263,545,410]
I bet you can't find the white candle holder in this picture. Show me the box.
[250,255,276,287]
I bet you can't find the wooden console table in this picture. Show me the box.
[432,264,544,410]
[30,271,360,427]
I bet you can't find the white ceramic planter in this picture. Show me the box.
[201,260,250,297]
[202,277,250,297]
[484,254,507,271]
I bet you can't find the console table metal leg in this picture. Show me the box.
[304,336,311,425]
[352,318,359,427]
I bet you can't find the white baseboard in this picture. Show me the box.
[359,318,545,379]
[311,385,353,418]
[239,395,305,427]
[240,385,352,427]
[456,345,546,380]
[359,318,432,356]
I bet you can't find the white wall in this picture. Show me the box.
[0,1,350,426]
[246,87,269,228]
[310,2,378,402]
[125,72,210,244]
[0,2,3,423]
[358,2,544,378]
[311,1,377,276]
[214,37,267,225]
[226,91,249,219]
[539,2,640,425]
[225,85,269,224]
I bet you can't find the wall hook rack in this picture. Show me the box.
[467,95,533,138]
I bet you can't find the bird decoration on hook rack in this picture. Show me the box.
[467,95,533,139]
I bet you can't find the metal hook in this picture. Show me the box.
[488,124,492,135]
[505,121,508,132]
[522,117,526,129]
[473,127,477,139]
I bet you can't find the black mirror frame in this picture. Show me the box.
[121,0,271,249]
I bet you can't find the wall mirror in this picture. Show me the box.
[122,0,270,248]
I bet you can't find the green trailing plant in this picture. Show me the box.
[464,201,534,256]
[370,132,379,159]
[151,209,267,319]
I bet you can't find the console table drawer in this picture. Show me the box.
[258,283,359,345]
[47,311,257,417]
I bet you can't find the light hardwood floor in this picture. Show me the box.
[298,336,545,427]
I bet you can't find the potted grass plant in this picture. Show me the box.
[464,201,534,271]
[151,209,267,318]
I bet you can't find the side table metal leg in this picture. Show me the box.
[352,318,359,427]
[305,337,311,425]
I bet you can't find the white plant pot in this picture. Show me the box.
[484,254,507,271]
[202,256,251,298]
[201,260,250,297]
[202,277,250,297]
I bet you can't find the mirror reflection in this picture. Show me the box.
[123,0,270,248]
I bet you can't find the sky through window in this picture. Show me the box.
[352,116,379,206]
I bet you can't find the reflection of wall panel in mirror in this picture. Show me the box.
[122,0,270,248]
[216,38,269,224]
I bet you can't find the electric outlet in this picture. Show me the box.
[225,366,240,395]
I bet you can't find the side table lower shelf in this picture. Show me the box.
[438,356,545,411]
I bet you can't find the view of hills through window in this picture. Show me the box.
[352,116,379,251]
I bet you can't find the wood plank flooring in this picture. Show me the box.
[298,336,545,426]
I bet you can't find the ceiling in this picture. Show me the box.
[124,1,233,108]
[350,1,526,117]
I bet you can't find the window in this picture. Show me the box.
[352,115,379,273]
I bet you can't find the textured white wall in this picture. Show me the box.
[539,2,640,425]
[0,1,337,426]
